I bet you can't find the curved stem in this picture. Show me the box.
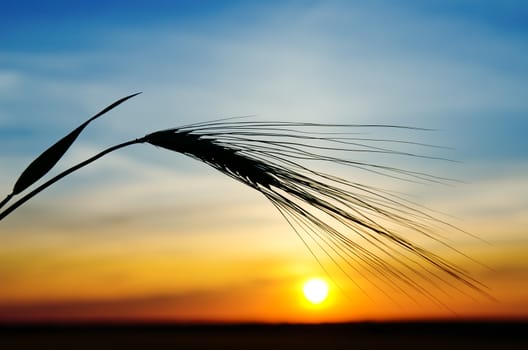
[0,138,145,222]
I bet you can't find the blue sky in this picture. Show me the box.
[1,1,527,159]
[0,0,527,320]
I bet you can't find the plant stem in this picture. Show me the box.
[0,138,145,222]
[0,193,13,210]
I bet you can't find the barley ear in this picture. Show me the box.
[3,93,141,206]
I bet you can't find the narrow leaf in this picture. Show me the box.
[11,92,141,195]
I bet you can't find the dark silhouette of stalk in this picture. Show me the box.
[0,138,144,221]
[0,95,489,303]
[0,93,141,211]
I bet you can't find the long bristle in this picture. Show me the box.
[144,121,486,302]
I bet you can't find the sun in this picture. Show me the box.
[303,278,329,304]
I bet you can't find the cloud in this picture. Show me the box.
[1,1,527,171]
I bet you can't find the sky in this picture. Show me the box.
[0,0,527,323]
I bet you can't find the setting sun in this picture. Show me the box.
[302,278,329,304]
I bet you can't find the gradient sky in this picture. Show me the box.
[0,0,527,323]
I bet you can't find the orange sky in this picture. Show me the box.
[1,172,527,323]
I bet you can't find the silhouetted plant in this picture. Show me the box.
[0,94,487,304]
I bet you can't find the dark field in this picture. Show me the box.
[0,321,526,350]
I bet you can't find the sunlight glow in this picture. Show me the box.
[303,278,329,304]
